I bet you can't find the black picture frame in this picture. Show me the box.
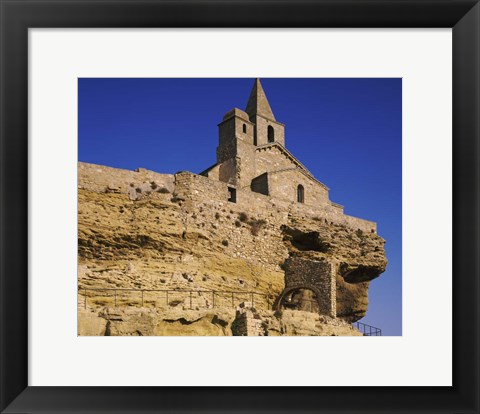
[1,1,478,413]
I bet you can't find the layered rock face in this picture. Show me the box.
[281,218,387,321]
[78,306,362,336]
[78,162,387,334]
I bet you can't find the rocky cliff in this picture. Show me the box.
[78,162,387,335]
[78,307,362,336]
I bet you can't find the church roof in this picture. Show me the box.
[245,78,276,121]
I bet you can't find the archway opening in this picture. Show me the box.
[267,125,274,143]
[280,288,319,313]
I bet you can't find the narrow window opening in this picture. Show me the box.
[297,185,304,203]
[228,187,237,203]
[242,124,247,133]
[268,125,275,143]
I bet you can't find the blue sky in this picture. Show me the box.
[78,78,402,336]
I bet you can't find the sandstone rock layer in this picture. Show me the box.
[78,162,387,334]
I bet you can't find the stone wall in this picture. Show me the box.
[79,163,375,234]
[216,110,257,188]
[171,171,289,272]
[289,202,377,233]
[263,168,330,207]
[175,171,228,204]
[231,303,266,336]
[217,114,238,163]
[219,108,254,147]
[218,158,238,186]
[253,114,285,147]
[284,257,336,317]
[251,172,269,196]
[255,145,300,177]
[78,162,175,195]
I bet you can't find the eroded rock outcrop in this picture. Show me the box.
[78,306,362,337]
[78,162,387,333]
[281,218,387,321]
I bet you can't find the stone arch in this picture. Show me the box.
[297,184,305,203]
[267,125,275,143]
[273,285,323,313]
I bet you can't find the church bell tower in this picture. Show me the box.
[214,78,285,188]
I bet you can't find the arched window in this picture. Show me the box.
[243,124,247,133]
[267,125,274,143]
[297,185,304,203]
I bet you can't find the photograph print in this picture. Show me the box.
[77,78,401,336]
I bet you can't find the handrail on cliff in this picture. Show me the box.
[78,287,276,311]
[352,321,382,336]
[79,288,383,336]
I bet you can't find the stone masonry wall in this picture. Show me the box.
[216,117,257,188]
[173,171,289,272]
[79,163,376,236]
[288,202,376,233]
[265,169,330,207]
[235,141,257,189]
[253,114,285,147]
[251,173,269,196]
[231,303,265,336]
[78,162,175,195]
[217,118,237,163]
[218,158,238,186]
[284,257,336,318]
[254,145,301,178]
[174,171,229,204]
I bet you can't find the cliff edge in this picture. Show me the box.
[78,162,387,335]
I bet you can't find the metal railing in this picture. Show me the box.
[78,287,276,311]
[352,321,382,336]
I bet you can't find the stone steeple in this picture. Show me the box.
[245,78,276,121]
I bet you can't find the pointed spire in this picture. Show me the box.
[245,78,276,121]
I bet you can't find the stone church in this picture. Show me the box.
[201,79,347,221]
